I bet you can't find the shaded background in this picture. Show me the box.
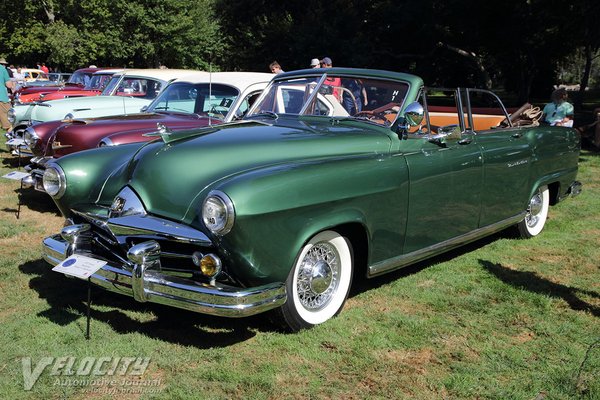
[1,0,598,106]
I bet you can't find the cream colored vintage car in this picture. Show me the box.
[20,69,49,82]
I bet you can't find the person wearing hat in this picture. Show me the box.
[310,58,320,68]
[320,57,341,99]
[0,57,14,131]
[320,57,333,67]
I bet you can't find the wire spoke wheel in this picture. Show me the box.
[277,230,353,331]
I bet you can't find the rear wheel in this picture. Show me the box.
[517,186,549,238]
[276,230,353,332]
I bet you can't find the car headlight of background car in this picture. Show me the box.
[7,108,15,125]
[43,164,66,198]
[202,191,235,235]
[23,127,40,147]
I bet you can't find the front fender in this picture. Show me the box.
[52,143,146,218]
[210,152,409,284]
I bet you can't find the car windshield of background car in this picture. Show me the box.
[86,73,113,90]
[247,74,409,127]
[148,83,240,120]
[68,71,92,85]
[101,75,123,96]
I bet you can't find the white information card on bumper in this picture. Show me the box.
[2,171,30,180]
[52,255,107,279]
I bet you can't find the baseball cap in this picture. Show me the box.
[310,58,320,67]
[0,58,7,64]
[321,57,332,65]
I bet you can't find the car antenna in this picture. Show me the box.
[208,61,212,128]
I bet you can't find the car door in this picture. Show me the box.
[402,89,483,254]
[461,89,533,227]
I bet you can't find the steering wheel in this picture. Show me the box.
[354,110,390,126]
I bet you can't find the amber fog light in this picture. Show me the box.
[199,254,222,278]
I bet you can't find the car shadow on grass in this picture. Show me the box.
[19,259,278,348]
[14,185,62,215]
[1,153,30,169]
[479,259,600,317]
[1,187,61,217]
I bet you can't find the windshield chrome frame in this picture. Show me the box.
[298,73,329,116]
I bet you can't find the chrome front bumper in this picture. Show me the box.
[42,233,287,318]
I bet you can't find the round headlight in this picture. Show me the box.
[43,164,66,198]
[7,108,15,125]
[202,191,234,235]
[23,127,40,147]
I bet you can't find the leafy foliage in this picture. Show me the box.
[0,0,222,71]
[0,0,598,101]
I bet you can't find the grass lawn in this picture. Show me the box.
[0,131,598,399]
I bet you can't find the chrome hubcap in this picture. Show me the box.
[309,260,333,294]
[526,192,543,227]
[297,243,339,310]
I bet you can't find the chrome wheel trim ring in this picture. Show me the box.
[526,191,543,228]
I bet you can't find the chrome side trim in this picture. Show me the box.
[42,235,287,318]
[368,213,525,277]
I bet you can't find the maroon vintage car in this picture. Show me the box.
[32,69,123,102]
[21,72,273,192]
[13,67,112,104]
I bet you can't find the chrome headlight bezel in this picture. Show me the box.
[202,190,235,236]
[43,164,66,198]
[23,127,40,147]
[7,108,15,125]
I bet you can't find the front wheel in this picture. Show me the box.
[276,230,353,332]
[517,186,549,238]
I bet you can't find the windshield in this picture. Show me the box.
[85,73,113,90]
[68,71,92,85]
[101,76,163,99]
[147,82,240,120]
[247,73,410,126]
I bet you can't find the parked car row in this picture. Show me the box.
[4,67,582,331]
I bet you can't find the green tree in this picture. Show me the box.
[0,0,222,71]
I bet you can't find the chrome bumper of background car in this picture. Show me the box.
[42,234,287,318]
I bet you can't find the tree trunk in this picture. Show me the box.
[39,0,55,23]
[576,45,597,110]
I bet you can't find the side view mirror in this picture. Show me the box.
[140,105,148,113]
[233,108,245,120]
[404,102,424,126]
[396,101,424,138]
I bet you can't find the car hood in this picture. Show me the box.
[102,117,393,224]
[22,96,151,124]
[52,112,212,155]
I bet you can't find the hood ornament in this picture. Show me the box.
[144,122,175,143]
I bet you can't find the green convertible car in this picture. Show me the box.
[41,68,581,331]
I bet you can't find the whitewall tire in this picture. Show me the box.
[517,186,550,238]
[277,230,353,331]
